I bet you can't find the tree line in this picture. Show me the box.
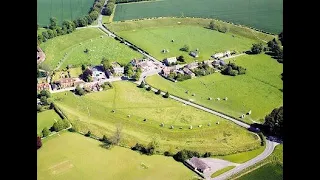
[102,0,116,16]
[37,0,105,44]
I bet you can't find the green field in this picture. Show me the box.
[38,132,198,180]
[231,145,283,180]
[52,81,260,154]
[113,0,283,34]
[146,54,283,123]
[37,110,62,134]
[211,166,236,178]
[236,163,282,180]
[40,28,142,70]
[117,25,257,62]
[37,0,94,27]
[217,145,265,163]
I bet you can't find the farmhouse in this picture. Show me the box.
[56,78,75,88]
[185,157,211,174]
[183,67,195,78]
[161,67,173,77]
[137,60,154,72]
[37,83,51,91]
[212,52,224,59]
[212,59,226,67]
[73,78,85,87]
[164,57,177,66]
[189,51,199,58]
[91,66,107,82]
[112,62,124,75]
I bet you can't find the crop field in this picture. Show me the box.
[40,28,142,70]
[236,163,282,180]
[146,54,283,123]
[37,132,198,180]
[37,110,62,134]
[113,0,283,34]
[37,0,93,27]
[117,25,257,62]
[52,81,260,154]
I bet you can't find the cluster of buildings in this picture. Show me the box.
[37,62,126,93]
[160,56,227,79]
[130,58,160,72]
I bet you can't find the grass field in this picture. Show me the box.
[211,166,236,178]
[231,145,283,180]
[216,145,265,163]
[37,0,93,27]
[236,163,282,180]
[52,81,260,155]
[52,67,83,82]
[116,25,257,62]
[40,28,142,70]
[38,132,198,180]
[113,0,283,34]
[37,110,62,134]
[146,54,283,123]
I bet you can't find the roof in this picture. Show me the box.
[37,83,50,88]
[165,57,177,63]
[183,67,194,75]
[187,157,209,171]
[190,51,199,57]
[186,62,198,69]
[58,78,75,84]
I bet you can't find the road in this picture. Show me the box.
[211,140,278,180]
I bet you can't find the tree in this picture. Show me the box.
[263,106,283,138]
[110,124,122,145]
[85,15,93,25]
[49,17,58,30]
[37,104,42,112]
[209,20,216,30]
[155,89,161,95]
[42,127,50,137]
[134,71,141,81]
[52,119,67,132]
[40,90,51,98]
[82,68,93,82]
[251,43,264,54]
[40,96,48,105]
[177,55,185,62]
[81,64,86,71]
[37,136,42,149]
[89,11,99,20]
[146,86,151,91]
[163,91,169,98]
[101,58,111,71]
[47,29,54,39]
[278,31,283,45]
[42,31,49,40]
[75,85,85,96]
[139,81,145,88]
[37,34,44,43]
[180,44,190,52]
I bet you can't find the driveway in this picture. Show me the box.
[199,158,239,179]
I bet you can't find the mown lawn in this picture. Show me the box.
[116,25,257,63]
[37,132,198,180]
[52,81,260,155]
[37,110,62,134]
[146,54,283,123]
[216,145,265,163]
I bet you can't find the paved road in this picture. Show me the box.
[211,140,278,180]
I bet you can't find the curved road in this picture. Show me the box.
[95,7,279,180]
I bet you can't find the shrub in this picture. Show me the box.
[164,151,174,156]
[42,127,50,137]
[163,91,169,98]
[202,152,212,158]
[139,81,145,88]
[146,86,151,91]
[180,44,190,52]
[173,149,201,162]
[85,131,92,137]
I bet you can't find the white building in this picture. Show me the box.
[164,57,177,66]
